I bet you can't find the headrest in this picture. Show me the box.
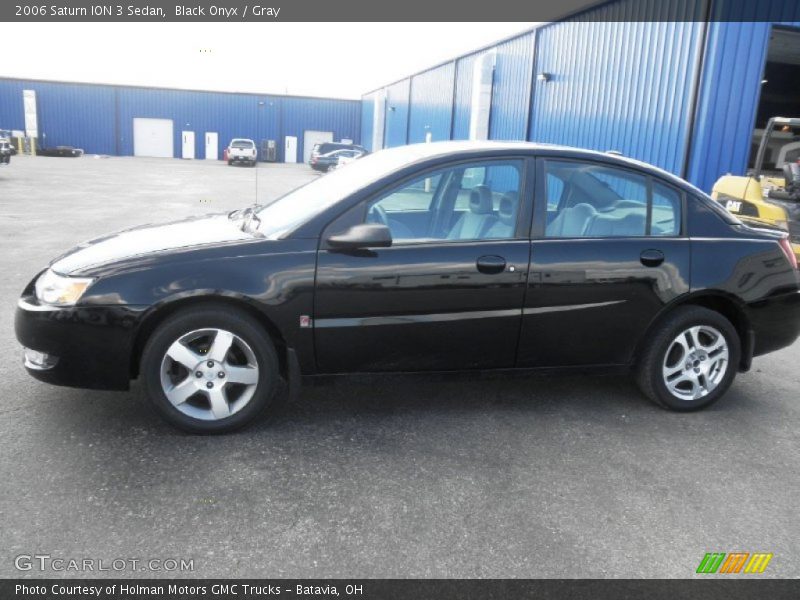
[469,185,493,214]
[498,192,518,225]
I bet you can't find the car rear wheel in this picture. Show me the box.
[141,305,280,433]
[636,306,740,411]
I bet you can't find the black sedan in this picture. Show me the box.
[36,145,84,157]
[15,142,800,433]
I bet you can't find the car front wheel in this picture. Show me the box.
[636,306,740,411]
[141,305,280,433]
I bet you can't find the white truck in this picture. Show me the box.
[227,138,257,167]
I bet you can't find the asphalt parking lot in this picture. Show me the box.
[1,155,798,579]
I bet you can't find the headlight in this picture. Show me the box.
[34,269,94,306]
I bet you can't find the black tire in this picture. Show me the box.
[635,306,741,411]
[141,305,280,433]
[227,160,232,166]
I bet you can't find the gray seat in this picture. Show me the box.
[546,203,597,237]
[448,185,497,240]
[585,212,646,237]
[485,192,518,238]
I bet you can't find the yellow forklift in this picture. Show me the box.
[711,116,800,258]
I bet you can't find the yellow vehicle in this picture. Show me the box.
[712,116,800,258]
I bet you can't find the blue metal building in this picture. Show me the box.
[0,78,360,163]
[361,0,800,192]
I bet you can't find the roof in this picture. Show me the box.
[0,76,359,104]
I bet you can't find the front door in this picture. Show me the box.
[181,131,195,159]
[314,158,532,373]
[518,158,691,367]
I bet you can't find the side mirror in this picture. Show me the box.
[327,223,392,249]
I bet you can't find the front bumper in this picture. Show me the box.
[747,289,800,357]
[15,296,147,391]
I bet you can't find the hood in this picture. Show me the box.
[52,214,254,275]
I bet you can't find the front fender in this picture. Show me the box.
[79,244,319,371]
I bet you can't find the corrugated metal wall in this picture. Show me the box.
[0,79,117,154]
[688,0,800,191]
[282,96,361,161]
[451,53,477,141]
[116,87,281,158]
[360,92,377,152]
[407,63,455,144]
[358,0,800,192]
[0,78,360,161]
[528,0,706,176]
[383,79,411,148]
[490,33,536,141]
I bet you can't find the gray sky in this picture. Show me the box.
[3,23,538,98]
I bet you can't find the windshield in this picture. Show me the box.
[231,140,254,148]
[255,145,434,239]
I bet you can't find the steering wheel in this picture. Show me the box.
[367,204,390,227]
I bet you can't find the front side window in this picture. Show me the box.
[364,160,524,243]
[544,160,681,238]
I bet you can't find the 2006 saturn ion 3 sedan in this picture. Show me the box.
[16,142,800,433]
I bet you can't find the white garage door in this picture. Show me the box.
[133,118,174,158]
[303,130,333,163]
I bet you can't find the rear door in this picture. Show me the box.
[517,158,691,367]
[314,157,533,373]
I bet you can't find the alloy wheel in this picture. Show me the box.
[661,325,729,401]
[159,328,260,421]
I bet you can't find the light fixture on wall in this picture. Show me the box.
[537,72,552,83]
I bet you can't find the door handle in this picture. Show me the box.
[640,249,665,267]
[476,255,507,274]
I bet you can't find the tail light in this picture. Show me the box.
[778,237,798,270]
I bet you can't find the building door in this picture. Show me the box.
[284,136,298,163]
[181,131,195,159]
[204,132,218,160]
[132,118,173,158]
[303,130,333,163]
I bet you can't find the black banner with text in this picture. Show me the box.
[3,579,800,600]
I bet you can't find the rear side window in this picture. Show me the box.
[651,182,681,236]
[543,160,682,238]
